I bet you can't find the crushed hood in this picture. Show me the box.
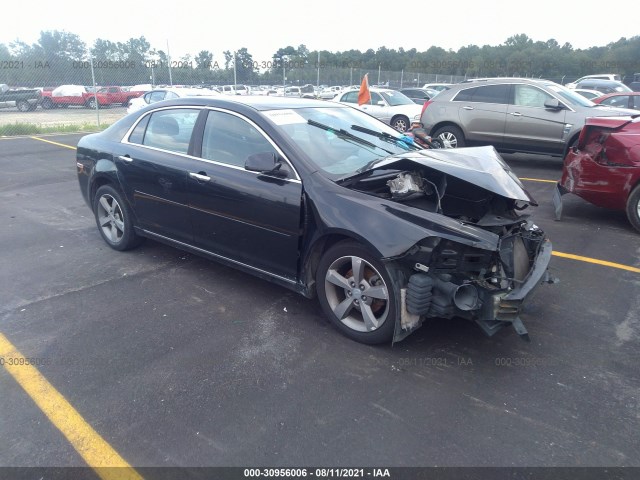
[367,146,535,204]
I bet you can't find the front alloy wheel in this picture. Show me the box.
[317,242,397,344]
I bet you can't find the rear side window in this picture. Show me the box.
[128,114,150,144]
[140,109,200,154]
[454,85,509,104]
[341,91,359,103]
[149,91,166,103]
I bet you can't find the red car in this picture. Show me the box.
[554,116,640,232]
[592,92,640,110]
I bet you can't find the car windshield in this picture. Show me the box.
[263,106,416,178]
[545,84,595,107]
[380,91,414,106]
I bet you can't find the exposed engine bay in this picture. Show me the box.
[343,148,553,342]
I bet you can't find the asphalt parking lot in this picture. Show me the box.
[0,134,639,474]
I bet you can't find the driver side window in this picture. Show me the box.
[202,111,278,168]
[370,92,383,104]
[513,85,553,108]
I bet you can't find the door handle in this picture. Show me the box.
[509,112,522,117]
[118,155,133,163]
[189,172,211,182]
[462,106,474,110]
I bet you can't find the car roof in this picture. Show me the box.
[149,95,343,111]
[458,77,553,85]
[151,87,220,95]
[576,79,626,86]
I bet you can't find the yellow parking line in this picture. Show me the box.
[29,136,77,150]
[553,251,640,273]
[0,333,142,480]
[520,178,557,184]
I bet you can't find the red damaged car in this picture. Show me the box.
[554,115,640,232]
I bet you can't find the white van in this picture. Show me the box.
[220,85,249,95]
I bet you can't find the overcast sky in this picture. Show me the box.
[2,0,637,65]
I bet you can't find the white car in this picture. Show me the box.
[565,74,621,89]
[126,87,220,114]
[573,88,605,100]
[219,84,249,95]
[318,86,343,99]
[332,87,422,132]
[422,83,452,92]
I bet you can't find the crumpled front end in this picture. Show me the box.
[554,117,640,220]
[392,220,552,342]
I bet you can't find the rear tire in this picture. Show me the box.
[41,98,53,109]
[626,185,640,233]
[16,100,30,112]
[87,97,98,109]
[433,125,465,148]
[93,185,143,251]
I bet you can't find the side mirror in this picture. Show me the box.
[377,101,385,106]
[544,98,563,110]
[245,152,287,177]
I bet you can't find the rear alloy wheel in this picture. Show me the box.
[16,100,30,112]
[391,115,410,132]
[433,125,465,148]
[93,185,143,251]
[41,98,53,109]
[316,241,398,344]
[87,97,98,109]
[626,185,640,233]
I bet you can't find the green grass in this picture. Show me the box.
[0,122,110,137]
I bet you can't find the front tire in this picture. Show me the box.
[391,115,410,132]
[93,185,143,251]
[433,125,465,148]
[316,241,398,344]
[87,97,98,109]
[626,185,640,233]
[41,98,53,109]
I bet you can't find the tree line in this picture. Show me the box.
[1,31,639,87]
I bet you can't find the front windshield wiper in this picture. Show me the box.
[351,124,421,151]
[307,119,394,155]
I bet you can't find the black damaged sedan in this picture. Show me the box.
[77,96,553,344]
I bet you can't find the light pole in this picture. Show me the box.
[233,51,237,88]
[166,39,173,86]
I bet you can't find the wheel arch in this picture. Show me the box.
[88,161,125,212]
[562,132,581,159]
[390,114,410,131]
[301,232,385,298]
[429,120,465,137]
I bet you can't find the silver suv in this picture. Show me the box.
[420,78,637,156]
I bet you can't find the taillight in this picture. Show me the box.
[421,99,433,117]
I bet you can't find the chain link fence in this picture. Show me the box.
[0,57,582,135]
